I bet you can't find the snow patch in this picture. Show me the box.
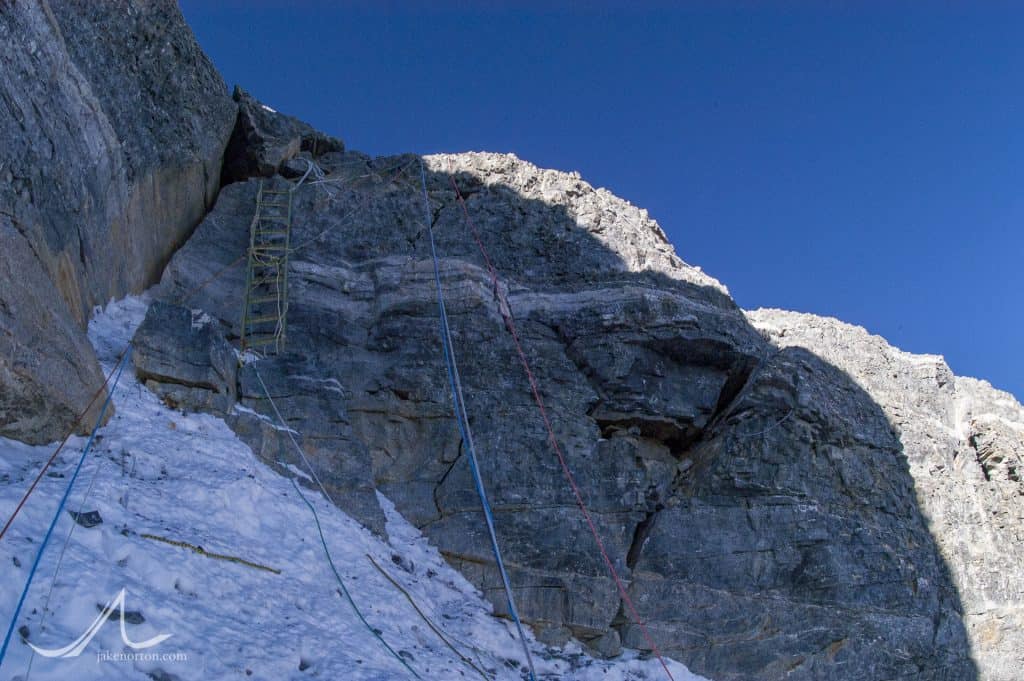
[88,293,151,362]
[293,375,345,395]
[231,403,299,435]
[189,310,213,331]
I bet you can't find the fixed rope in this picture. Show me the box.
[445,159,676,680]
[0,156,418,547]
[252,369,421,680]
[0,345,130,544]
[139,533,281,575]
[417,160,538,681]
[365,554,490,681]
[0,349,130,669]
[287,157,419,253]
[25,408,118,681]
[732,407,795,439]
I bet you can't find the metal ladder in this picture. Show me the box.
[240,181,292,355]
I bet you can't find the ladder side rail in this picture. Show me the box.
[281,189,293,348]
[240,181,266,353]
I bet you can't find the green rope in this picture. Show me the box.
[288,475,421,679]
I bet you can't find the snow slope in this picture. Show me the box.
[0,296,704,681]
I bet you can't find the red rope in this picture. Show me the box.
[445,162,676,680]
[0,345,129,542]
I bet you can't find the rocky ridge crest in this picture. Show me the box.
[748,309,1024,681]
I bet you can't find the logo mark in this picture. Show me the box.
[29,589,171,658]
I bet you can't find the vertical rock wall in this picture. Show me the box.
[0,0,236,443]
[134,134,994,679]
[748,309,1024,681]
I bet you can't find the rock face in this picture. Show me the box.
[135,99,1018,676]
[220,86,344,184]
[748,309,1024,681]
[133,302,238,415]
[0,219,107,440]
[0,0,235,443]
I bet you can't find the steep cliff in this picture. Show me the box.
[748,309,1024,681]
[0,0,235,443]
[132,99,1020,677]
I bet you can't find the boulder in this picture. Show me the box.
[131,302,386,536]
[132,302,238,415]
[220,87,344,183]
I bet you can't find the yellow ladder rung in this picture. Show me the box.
[242,179,293,356]
[246,314,281,325]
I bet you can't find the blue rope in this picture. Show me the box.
[0,349,130,669]
[286,476,421,679]
[252,368,420,678]
[418,160,538,680]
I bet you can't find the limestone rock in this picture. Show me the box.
[0,218,108,443]
[221,87,344,183]
[145,145,990,678]
[626,344,971,679]
[228,358,386,536]
[131,302,385,536]
[132,302,237,415]
[68,510,103,528]
[0,0,235,443]
[747,308,1024,681]
[586,629,622,659]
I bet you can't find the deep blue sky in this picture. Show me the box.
[180,1,1022,400]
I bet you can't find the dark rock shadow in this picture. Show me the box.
[141,149,978,681]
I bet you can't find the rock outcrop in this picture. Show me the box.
[748,309,1024,681]
[0,0,235,443]
[132,302,238,415]
[134,96,1017,676]
[220,86,345,184]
